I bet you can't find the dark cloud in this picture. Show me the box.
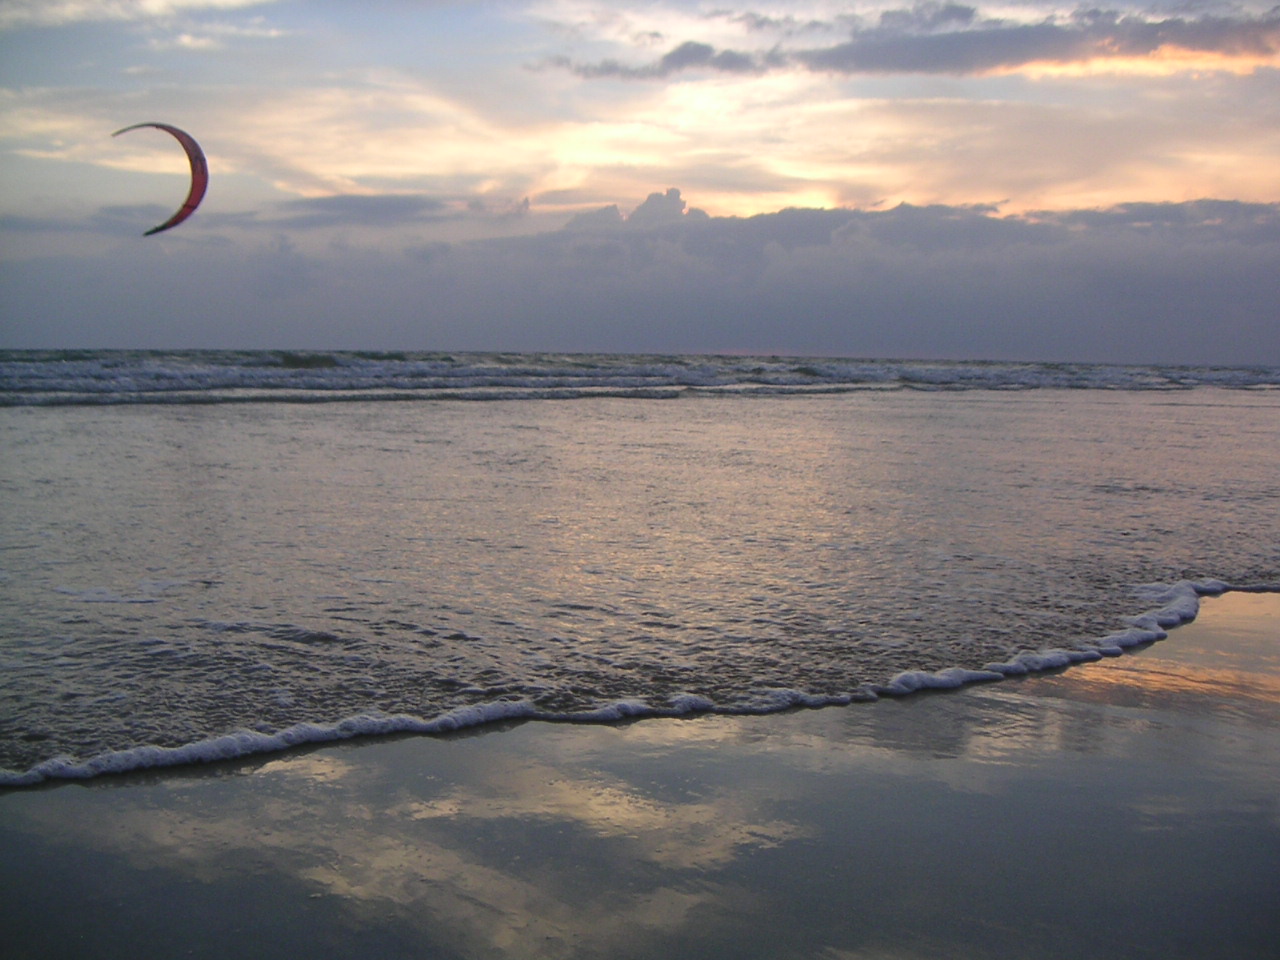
[3,195,1276,363]
[1032,199,1280,241]
[564,204,625,231]
[726,11,833,35]
[271,194,451,227]
[798,20,1075,74]
[0,209,155,235]
[565,189,710,231]
[0,194,503,236]
[553,39,767,79]
[624,187,710,226]
[552,5,1280,79]
[878,3,979,33]
[798,7,1280,75]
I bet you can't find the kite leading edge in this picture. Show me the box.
[112,122,209,236]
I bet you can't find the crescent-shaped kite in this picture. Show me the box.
[112,122,208,236]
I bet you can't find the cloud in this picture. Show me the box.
[0,0,273,31]
[555,39,769,78]
[250,193,534,230]
[1033,198,1280,240]
[722,10,838,37]
[551,5,1280,79]
[3,194,1276,364]
[269,194,452,228]
[5,4,1274,227]
[796,6,1280,75]
[563,187,711,233]
[621,187,710,227]
[1,191,535,239]
[143,17,289,50]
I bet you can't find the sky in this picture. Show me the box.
[1,0,1278,363]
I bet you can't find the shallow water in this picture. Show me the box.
[1,592,1276,960]
[2,387,1278,781]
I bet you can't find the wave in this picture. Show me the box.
[3,350,1278,406]
[0,578,1244,787]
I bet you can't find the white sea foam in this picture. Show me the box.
[879,666,1007,694]
[0,694,732,785]
[2,706,526,786]
[983,579,1225,674]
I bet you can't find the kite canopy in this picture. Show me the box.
[112,122,208,236]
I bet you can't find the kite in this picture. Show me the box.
[112,122,208,236]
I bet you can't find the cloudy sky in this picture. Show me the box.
[1,0,1277,362]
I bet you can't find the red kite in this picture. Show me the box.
[112,122,208,235]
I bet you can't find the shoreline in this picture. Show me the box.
[3,578,1266,789]
[2,591,1277,959]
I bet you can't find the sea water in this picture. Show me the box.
[2,351,1278,784]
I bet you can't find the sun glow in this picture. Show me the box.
[1008,48,1280,78]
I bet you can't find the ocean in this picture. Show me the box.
[2,350,1278,786]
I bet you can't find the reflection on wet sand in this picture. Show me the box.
[391,759,800,868]
[2,593,1277,959]
[7,736,795,958]
[1021,655,1280,721]
[1004,591,1280,724]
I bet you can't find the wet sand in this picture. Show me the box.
[2,591,1278,960]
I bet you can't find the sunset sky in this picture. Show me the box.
[2,0,1278,362]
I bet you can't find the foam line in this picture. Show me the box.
[0,578,1252,787]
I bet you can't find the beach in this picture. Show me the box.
[2,355,1278,957]
[2,589,1276,959]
